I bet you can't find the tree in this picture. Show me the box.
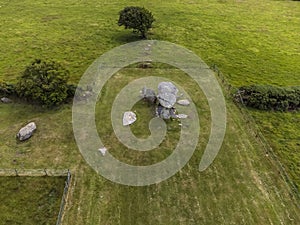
[16,59,70,107]
[118,6,155,38]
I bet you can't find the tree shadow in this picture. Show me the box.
[113,30,162,45]
[113,32,144,44]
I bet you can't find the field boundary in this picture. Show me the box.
[211,64,300,206]
[0,168,72,225]
[56,170,72,225]
[0,168,70,176]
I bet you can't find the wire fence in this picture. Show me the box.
[0,168,72,225]
[56,170,72,225]
[211,64,300,205]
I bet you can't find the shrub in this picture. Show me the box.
[16,59,70,107]
[236,85,300,111]
[0,80,16,96]
[66,83,77,99]
[118,6,155,38]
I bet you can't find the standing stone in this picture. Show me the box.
[17,122,36,141]
[123,111,137,126]
[156,105,177,119]
[141,87,157,103]
[157,82,178,108]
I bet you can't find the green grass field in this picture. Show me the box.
[0,176,65,225]
[0,0,299,224]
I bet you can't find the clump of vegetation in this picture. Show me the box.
[118,6,155,38]
[0,80,15,96]
[236,85,300,111]
[16,59,70,107]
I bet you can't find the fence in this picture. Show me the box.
[0,168,72,225]
[211,64,300,205]
[0,168,70,177]
[56,170,72,225]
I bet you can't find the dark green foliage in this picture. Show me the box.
[0,80,16,96]
[236,85,300,111]
[118,6,155,38]
[66,83,77,99]
[16,59,70,107]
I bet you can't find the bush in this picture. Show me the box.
[66,83,77,99]
[16,59,70,107]
[118,6,155,38]
[0,80,16,96]
[236,85,300,111]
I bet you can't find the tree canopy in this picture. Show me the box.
[118,6,155,38]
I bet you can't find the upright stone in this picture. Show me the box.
[157,82,178,108]
[141,87,157,103]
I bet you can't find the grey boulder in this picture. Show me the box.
[141,87,157,103]
[156,105,176,119]
[17,122,36,141]
[157,82,178,108]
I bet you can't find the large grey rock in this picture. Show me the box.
[177,99,190,106]
[157,82,178,108]
[1,97,12,103]
[123,111,137,126]
[156,105,176,119]
[17,122,36,141]
[141,87,156,103]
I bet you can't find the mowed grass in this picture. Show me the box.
[0,0,299,185]
[0,176,65,225]
[1,66,299,224]
[0,0,299,224]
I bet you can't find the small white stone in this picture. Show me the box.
[177,114,188,119]
[98,147,107,156]
[177,99,190,106]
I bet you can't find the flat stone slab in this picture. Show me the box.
[177,114,188,119]
[177,99,190,106]
[17,122,36,141]
[123,111,137,126]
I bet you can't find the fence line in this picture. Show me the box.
[56,170,72,225]
[211,64,300,205]
[0,168,70,177]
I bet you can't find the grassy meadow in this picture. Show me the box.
[0,0,299,224]
[0,176,65,225]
